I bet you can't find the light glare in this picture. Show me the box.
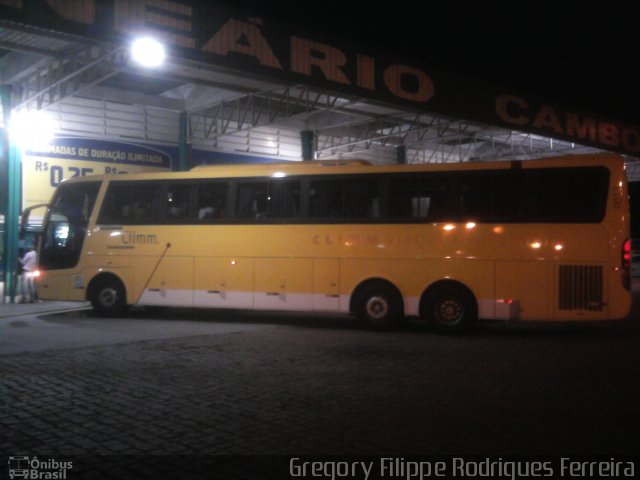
[131,37,166,67]
[9,110,56,150]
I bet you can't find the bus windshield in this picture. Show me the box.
[40,181,100,270]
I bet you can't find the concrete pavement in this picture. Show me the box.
[1,303,639,457]
[1,294,639,471]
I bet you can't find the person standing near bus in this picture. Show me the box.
[20,245,38,303]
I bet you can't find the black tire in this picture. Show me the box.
[90,277,127,317]
[423,284,477,333]
[354,283,404,330]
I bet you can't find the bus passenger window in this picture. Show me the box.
[389,177,449,221]
[309,181,344,219]
[344,178,380,219]
[411,197,431,218]
[310,177,379,220]
[459,174,493,220]
[197,182,227,221]
[165,184,190,220]
[523,167,608,223]
[236,182,268,219]
[236,181,300,220]
[98,183,160,224]
[269,180,300,219]
[492,171,525,221]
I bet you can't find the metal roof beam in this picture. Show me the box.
[316,117,462,156]
[0,19,94,46]
[75,84,185,112]
[0,39,57,57]
[188,84,352,141]
[0,51,51,84]
[11,44,128,111]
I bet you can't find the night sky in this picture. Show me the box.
[223,2,640,127]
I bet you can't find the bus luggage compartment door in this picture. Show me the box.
[254,258,312,311]
[495,260,552,321]
[137,256,194,307]
[194,257,253,309]
[312,259,340,311]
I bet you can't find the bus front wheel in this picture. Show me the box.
[90,277,127,317]
[354,282,404,330]
[423,283,477,333]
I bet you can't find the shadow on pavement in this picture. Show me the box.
[38,293,640,338]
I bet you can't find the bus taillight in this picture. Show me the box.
[622,238,631,291]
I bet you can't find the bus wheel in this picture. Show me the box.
[90,277,127,317]
[354,282,403,330]
[423,284,477,333]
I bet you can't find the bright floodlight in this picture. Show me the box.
[9,109,56,150]
[131,37,165,67]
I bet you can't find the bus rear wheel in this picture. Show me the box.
[354,282,404,330]
[90,277,127,317]
[423,284,477,333]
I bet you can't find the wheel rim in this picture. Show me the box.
[434,297,463,324]
[98,287,118,308]
[366,295,389,320]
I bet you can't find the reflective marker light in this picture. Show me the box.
[131,37,166,67]
[622,238,631,290]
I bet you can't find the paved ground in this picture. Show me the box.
[1,296,640,469]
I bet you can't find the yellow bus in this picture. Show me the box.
[35,154,632,331]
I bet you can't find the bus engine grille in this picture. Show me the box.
[558,265,604,311]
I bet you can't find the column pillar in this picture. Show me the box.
[300,130,314,161]
[1,85,21,302]
[177,111,190,171]
[396,145,406,164]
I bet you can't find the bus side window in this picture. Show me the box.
[269,180,300,219]
[197,182,228,221]
[236,182,268,219]
[459,173,493,220]
[344,177,380,219]
[309,180,344,219]
[236,181,301,220]
[98,182,160,224]
[165,183,191,221]
[493,170,525,221]
[524,167,608,223]
[389,176,449,221]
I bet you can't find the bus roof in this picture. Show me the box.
[58,153,625,185]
